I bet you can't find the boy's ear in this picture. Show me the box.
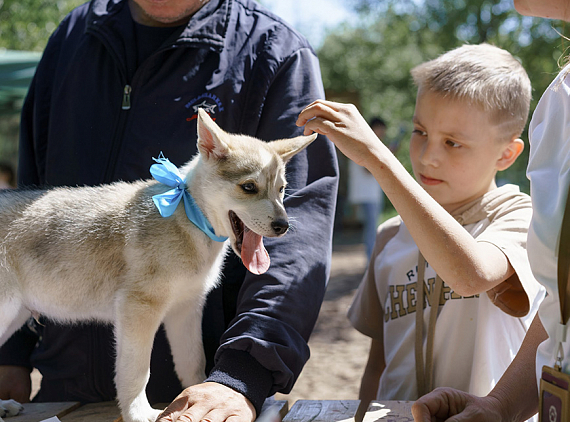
[496,138,524,171]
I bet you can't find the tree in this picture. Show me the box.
[0,0,83,51]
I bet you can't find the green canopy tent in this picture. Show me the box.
[0,49,41,115]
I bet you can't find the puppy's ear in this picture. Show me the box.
[270,133,318,163]
[197,108,230,161]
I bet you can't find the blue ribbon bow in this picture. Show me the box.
[150,153,228,242]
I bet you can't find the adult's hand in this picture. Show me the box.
[411,387,505,422]
[0,366,32,402]
[156,382,256,422]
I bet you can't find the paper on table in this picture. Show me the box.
[40,417,62,422]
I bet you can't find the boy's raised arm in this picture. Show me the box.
[297,100,517,297]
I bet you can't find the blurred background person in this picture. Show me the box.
[348,117,399,258]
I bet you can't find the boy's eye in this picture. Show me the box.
[445,140,461,148]
[412,129,427,137]
[241,182,258,194]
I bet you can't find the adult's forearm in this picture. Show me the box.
[412,314,547,422]
[487,314,547,421]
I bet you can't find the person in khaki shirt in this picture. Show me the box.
[297,43,543,421]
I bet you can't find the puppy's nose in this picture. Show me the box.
[271,219,289,235]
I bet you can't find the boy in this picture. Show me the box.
[297,43,544,419]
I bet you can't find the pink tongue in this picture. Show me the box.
[241,227,270,275]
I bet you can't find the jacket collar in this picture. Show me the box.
[87,0,230,52]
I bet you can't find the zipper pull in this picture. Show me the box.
[122,84,132,110]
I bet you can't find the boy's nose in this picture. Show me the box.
[420,142,441,167]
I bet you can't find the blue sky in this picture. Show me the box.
[261,0,358,48]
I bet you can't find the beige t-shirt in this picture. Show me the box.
[348,184,544,400]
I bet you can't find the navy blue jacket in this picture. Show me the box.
[0,0,338,414]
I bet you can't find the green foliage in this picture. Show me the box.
[1,0,568,189]
[320,0,568,192]
[0,0,83,171]
[0,0,84,51]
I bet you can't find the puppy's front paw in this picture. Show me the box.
[0,399,24,418]
[146,408,162,422]
[124,407,163,422]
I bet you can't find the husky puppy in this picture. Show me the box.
[0,109,317,422]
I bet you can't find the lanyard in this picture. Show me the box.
[415,252,444,397]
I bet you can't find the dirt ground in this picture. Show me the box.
[31,232,371,404]
[275,239,370,403]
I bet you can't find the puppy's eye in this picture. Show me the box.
[279,186,285,194]
[241,183,258,194]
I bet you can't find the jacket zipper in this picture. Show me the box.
[104,45,179,182]
[90,21,181,182]
[101,83,131,183]
[85,23,133,184]
[122,84,132,110]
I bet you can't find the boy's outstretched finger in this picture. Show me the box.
[296,100,340,127]
[302,116,341,137]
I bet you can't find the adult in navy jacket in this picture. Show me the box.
[0,0,338,420]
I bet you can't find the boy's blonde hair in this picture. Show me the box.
[411,43,531,140]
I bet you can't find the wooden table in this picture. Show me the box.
[11,399,413,422]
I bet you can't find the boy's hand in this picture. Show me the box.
[411,388,504,422]
[296,100,386,169]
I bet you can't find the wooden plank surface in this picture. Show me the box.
[59,401,123,422]
[8,399,410,422]
[103,400,288,422]
[21,399,288,422]
[362,401,414,422]
[260,400,289,420]
[282,400,360,422]
[11,402,81,422]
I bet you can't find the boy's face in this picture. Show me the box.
[409,90,510,213]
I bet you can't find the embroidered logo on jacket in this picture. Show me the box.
[185,92,224,121]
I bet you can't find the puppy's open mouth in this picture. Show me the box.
[229,211,270,275]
